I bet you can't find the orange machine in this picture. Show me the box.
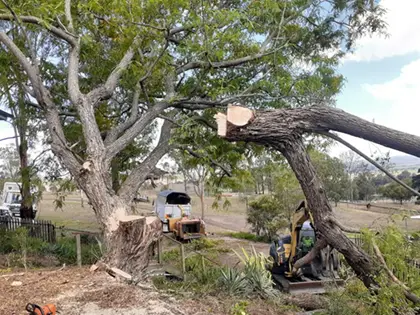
[26,303,57,315]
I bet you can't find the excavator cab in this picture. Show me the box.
[269,200,343,293]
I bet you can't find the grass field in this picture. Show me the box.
[36,192,420,233]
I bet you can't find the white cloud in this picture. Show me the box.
[363,58,420,137]
[345,0,420,62]
[330,58,420,158]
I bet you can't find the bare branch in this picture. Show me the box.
[0,14,77,45]
[104,84,141,145]
[293,238,327,272]
[329,216,361,234]
[118,119,173,201]
[178,146,232,177]
[324,132,420,198]
[0,32,41,97]
[104,102,169,164]
[0,136,18,142]
[63,0,82,104]
[87,38,138,104]
[176,51,277,75]
[64,0,74,32]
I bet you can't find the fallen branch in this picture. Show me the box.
[0,272,25,278]
[372,241,420,304]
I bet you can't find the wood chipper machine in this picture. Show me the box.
[268,200,343,294]
[154,190,206,240]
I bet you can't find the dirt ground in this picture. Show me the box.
[1,266,315,315]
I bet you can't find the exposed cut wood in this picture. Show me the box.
[108,267,133,281]
[214,113,227,136]
[103,215,162,275]
[226,104,254,127]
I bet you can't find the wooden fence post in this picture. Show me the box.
[180,243,186,280]
[158,237,162,264]
[76,234,82,267]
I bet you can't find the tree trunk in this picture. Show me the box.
[277,139,377,288]
[18,132,33,219]
[200,185,205,219]
[76,168,162,274]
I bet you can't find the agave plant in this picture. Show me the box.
[232,246,277,298]
[219,267,250,296]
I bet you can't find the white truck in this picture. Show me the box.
[0,182,38,218]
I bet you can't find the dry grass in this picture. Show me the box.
[36,192,420,234]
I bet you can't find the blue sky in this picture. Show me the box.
[330,0,420,157]
[1,0,418,161]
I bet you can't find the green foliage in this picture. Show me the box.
[379,179,414,204]
[230,301,249,315]
[0,228,101,267]
[354,172,376,201]
[322,226,420,315]
[310,150,350,204]
[232,247,276,298]
[227,232,268,243]
[247,195,289,240]
[188,238,224,251]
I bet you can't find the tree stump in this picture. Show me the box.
[103,215,162,275]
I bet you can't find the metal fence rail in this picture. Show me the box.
[0,217,56,243]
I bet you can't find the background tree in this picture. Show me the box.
[379,179,414,205]
[0,0,385,273]
[354,172,376,201]
[311,150,350,205]
[340,150,368,201]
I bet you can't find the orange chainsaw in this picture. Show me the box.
[26,303,57,315]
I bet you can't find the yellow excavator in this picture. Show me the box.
[268,200,343,294]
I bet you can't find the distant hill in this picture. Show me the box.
[390,155,420,171]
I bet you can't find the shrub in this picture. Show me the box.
[247,195,289,241]
[0,228,101,267]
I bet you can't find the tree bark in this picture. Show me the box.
[75,169,162,273]
[19,138,34,219]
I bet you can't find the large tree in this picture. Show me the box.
[0,0,384,273]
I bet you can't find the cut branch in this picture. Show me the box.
[217,105,420,158]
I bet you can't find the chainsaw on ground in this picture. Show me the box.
[26,303,57,315]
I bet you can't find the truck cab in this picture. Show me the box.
[1,182,38,218]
